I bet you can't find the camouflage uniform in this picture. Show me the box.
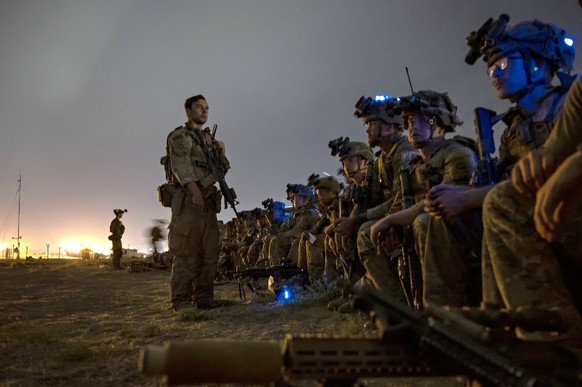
[410,138,479,306]
[269,201,320,265]
[297,176,341,281]
[356,136,419,301]
[482,73,582,337]
[109,210,125,270]
[167,123,230,310]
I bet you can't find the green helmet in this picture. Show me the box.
[307,173,342,193]
[354,95,403,126]
[328,136,374,161]
[466,15,575,74]
[399,90,463,133]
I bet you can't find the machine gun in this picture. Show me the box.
[139,283,581,386]
[470,107,503,187]
[195,124,240,217]
[227,263,307,300]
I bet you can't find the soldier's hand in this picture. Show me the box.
[375,227,400,256]
[533,151,582,242]
[512,149,560,197]
[186,182,205,212]
[424,184,469,220]
[333,217,357,237]
[370,216,393,248]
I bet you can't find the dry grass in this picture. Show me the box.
[0,259,461,387]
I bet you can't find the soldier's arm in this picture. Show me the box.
[534,149,582,242]
[169,131,205,208]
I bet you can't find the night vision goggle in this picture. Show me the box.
[328,136,351,157]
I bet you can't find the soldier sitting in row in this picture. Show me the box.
[297,174,342,281]
[370,90,478,307]
[267,184,320,266]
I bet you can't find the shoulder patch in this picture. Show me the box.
[169,132,192,156]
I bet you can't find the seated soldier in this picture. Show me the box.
[482,72,582,340]
[369,90,478,308]
[417,16,576,308]
[297,174,342,281]
[268,184,320,266]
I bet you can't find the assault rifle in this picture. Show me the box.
[195,124,240,217]
[471,107,503,187]
[139,283,581,386]
[398,170,423,310]
[227,263,307,300]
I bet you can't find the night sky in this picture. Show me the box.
[1,0,580,255]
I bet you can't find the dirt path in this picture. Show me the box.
[0,259,461,386]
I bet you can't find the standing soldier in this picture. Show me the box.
[150,219,166,255]
[109,209,127,270]
[164,94,231,312]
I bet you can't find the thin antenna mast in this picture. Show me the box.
[12,174,22,259]
[405,67,415,94]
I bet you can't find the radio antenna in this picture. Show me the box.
[405,67,415,94]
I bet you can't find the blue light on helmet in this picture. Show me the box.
[374,95,393,102]
[564,37,574,47]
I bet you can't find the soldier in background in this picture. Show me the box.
[297,174,341,281]
[166,94,231,311]
[268,184,320,266]
[109,209,127,270]
[150,219,166,255]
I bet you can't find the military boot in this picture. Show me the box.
[327,296,348,311]
[338,297,355,313]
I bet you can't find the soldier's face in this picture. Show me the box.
[186,99,209,125]
[406,114,432,147]
[342,155,364,178]
[365,119,383,146]
[489,55,528,100]
[316,187,337,205]
[292,195,306,209]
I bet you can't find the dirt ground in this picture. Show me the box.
[0,259,463,387]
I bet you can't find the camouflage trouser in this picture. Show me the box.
[169,205,219,309]
[269,234,293,265]
[297,234,325,281]
[482,180,582,337]
[419,211,482,307]
[112,248,122,269]
[356,220,406,303]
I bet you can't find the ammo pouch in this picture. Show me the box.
[205,185,223,213]
[157,183,174,208]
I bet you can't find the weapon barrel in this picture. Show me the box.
[138,340,284,385]
[139,335,455,385]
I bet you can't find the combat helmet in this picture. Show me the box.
[466,15,575,75]
[286,183,314,200]
[307,173,342,193]
[354,95,403,126]
[399,90,463,133]
[328,136,374,161]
